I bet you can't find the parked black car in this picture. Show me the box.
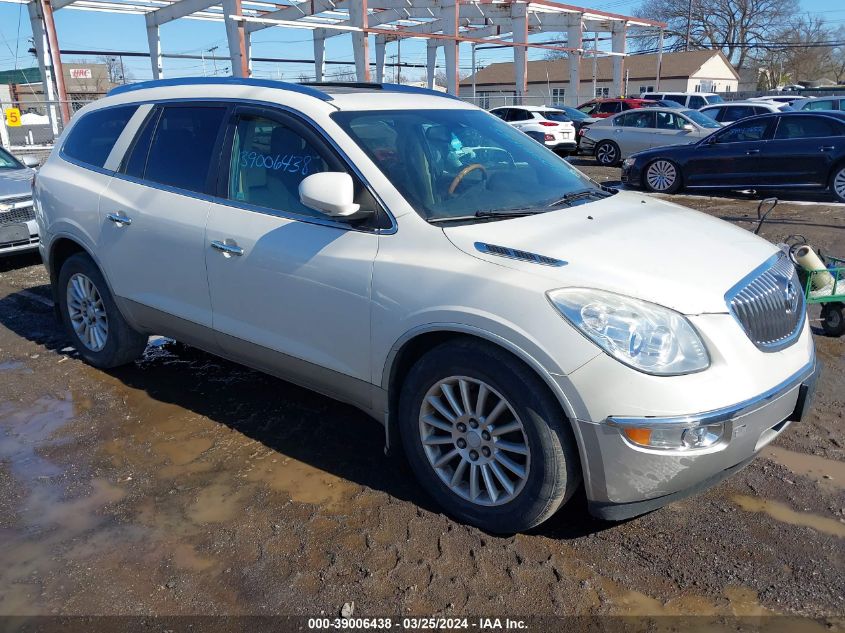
[621,111,845,202]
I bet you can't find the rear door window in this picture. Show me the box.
[62,105,138,168]
[722,106,757,122]
[121,108,160,178]
[144,105,227,193]
[622,110,655,128]
[688,95,707,109]
[774,116,842,139]
[598,101,620,114]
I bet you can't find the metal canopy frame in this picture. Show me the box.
[2,0,666,125]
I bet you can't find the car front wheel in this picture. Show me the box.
[57,252,148,368]
[594,140,620,166]
[644,159,682,193]
[399,340,581,533]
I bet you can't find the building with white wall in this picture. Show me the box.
[461,50,739,107]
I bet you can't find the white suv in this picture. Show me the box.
[640,92,723,109]
[489,105,577,152]
[35,79,818,532]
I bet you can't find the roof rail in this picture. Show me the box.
[301,81,461,100]
[107,77,333,101]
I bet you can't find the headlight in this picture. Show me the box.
[622,157,635,167]
[547,288,710,375]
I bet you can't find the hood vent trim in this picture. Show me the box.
[474,242,567,267]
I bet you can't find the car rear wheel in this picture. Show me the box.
[57,253,148,368]
[595,140,620,166]
[832,165,845,203]
[399,339,581,533]
[644,159,682,193]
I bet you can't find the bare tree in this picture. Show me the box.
[635,0,798,69]
[751,17,843,87]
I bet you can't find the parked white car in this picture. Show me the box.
[0,146,40,256]
[791,96,845,112]
[582,107,721,166]
[699,100,791,124]
[640,92,723,109]
[489,105,577,152]
[34,79,818,532]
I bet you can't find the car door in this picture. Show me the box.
[762,115,844,187]
[610,110,655,155]
[683,117,776,187]
[98,102,229,341]
[649,110,697,149]
[203,105,382,410]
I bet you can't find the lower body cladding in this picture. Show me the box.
[566,357,820,520]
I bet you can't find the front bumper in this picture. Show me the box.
[574,357,821,520]
[0,219,40,256]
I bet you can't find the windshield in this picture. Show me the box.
[0,147,24,170]
[332,109,600,222]
[683,109,722,128]
[705,95,724,104]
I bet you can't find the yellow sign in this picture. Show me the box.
[4,108,21,127]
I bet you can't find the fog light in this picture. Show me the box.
[681,424,723,449]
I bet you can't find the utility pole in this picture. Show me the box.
[471,43,477,98]
[685,0,692,52]
[396,37,401,83]
[119,55,126,84]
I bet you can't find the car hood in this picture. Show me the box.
[0,168,35,199]
[442,191,777,315]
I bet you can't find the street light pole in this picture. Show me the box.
[685,0,692,51]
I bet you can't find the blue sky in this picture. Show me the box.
[0,0,842,83]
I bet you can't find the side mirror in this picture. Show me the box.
[299,172,365,218]
[682,124,695,132]
[20,155,40,168]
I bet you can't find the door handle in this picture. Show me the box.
[211,239,244,257]
[819,145,835,152]
[106,212,132,227]
[745,149,760,155]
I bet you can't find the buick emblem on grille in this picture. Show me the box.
[0,204,11,213]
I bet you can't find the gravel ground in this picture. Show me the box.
[0,158,843,626]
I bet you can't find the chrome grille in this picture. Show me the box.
[726,254,805,352]
[0,196,35,226]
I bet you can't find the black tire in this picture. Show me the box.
[643,158,683,194]
[57,252,148,368]
[594,140,621,167]
[821,303,845,337]
[398,339,581,533]
[831,164,845,203]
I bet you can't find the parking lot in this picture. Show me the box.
[0,159,843,624]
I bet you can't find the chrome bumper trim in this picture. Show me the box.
[606,355,818,430]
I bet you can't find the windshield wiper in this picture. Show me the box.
[427,208,545,224]
[543,188,610,208]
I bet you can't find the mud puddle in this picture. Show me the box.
[732,495,845,538]
[763,445,845,491]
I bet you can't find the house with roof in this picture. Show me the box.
[460,50,740,107]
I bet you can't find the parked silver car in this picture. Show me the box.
[582,107,721,166]
[0,147,39,256]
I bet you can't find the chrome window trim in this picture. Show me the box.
[63,96,397,236]
[724,252,806,352]
[606,354,817,430]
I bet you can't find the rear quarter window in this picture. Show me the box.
[62,105,138,169]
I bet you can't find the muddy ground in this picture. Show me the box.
[0,159,843,626]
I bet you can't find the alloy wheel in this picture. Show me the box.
[67,272,109,352]
[646,160,677,191]
[596,142,617,165]
[834,167,845,201]
[418,376,530,506]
